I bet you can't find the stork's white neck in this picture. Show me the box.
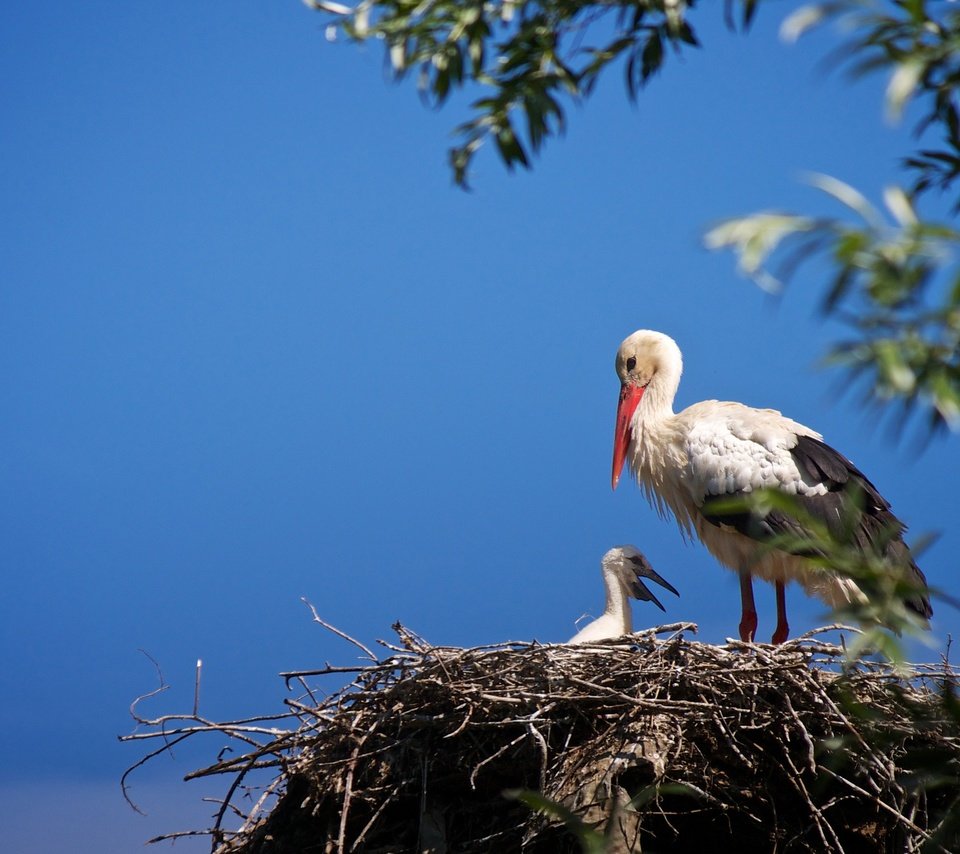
[640,358,681,422]
[601,564,632,634]
[626,359,691,529]
[630,365,680,467]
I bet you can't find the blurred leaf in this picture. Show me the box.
[780,3,829,43]
[884,186,918,227]
[804,172,881,226]
[886,58,924,123]
[704,213,818,291]
[505,789,607,854]
[641,30,664,82]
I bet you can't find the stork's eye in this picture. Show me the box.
[626,356,637,371]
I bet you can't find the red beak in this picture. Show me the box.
[612,384,644,490]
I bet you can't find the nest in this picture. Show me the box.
[122,619,960,853]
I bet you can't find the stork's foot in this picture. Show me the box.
[738,612,757,643]
[771,621,789,644]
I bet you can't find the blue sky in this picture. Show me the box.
[2,2,958,851]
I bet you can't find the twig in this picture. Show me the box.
[194,659,202,717]
[469,734,526,789]
[120,731,194,814]
[338,743,361,854]
[301,598,378,661]
[350,782,402,851]
[129,649,169,724]
[819,766,943,850]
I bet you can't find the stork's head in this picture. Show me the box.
[602,545,651,579]
[601,545,679,610]
[612,330,683,489]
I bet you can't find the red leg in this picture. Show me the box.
[772,580,789,644]
[738,571,757,642]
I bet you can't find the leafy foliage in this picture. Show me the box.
[307,0,757,186]
[506,782,697,854]
[702,486,944,661]
[705,175,960,436]
[781,0,960,208]
[505,790,608,854]
[308,0,960,434]
[713,0,960,438]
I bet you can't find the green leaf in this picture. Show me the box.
[641,31,664,82]
[504,790,607,854]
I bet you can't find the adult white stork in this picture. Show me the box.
[610,329,931,643]
[568,545,679,644]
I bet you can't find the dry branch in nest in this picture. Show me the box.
[122,622,960,853]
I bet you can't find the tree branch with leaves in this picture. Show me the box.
[306,0,960,435]
[307,0,755,185]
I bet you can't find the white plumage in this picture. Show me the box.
[610,330,931,643]
[568,545,678,644]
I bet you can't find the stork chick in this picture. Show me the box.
[568,545,679,644]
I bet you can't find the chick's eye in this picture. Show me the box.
[626,356,636,372]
